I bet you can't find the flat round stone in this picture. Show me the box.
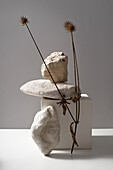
[20,79,75,99]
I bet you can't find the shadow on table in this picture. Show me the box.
[49,136,113,160]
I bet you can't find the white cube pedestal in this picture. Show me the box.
[41,94,92,150]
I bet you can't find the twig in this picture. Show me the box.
[64,21,81,154]
[21,17,76,126]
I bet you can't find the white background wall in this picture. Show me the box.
[0,0,113,128]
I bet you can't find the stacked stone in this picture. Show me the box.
[20,52,75,155]
[41,52,68,83]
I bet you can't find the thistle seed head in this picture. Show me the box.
[21,16,29,26]
[64,21,76,32]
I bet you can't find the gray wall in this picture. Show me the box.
[0,0,113,128]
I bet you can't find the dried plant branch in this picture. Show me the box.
[70,31,77,91]
[21,17,76,140]
[71,99,80,153]
[70,122,79,147]
[65,21,77,90]
[70,31,80,92]
[21,17,82,154]
[65,21,81,154]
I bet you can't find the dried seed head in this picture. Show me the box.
[71,93,81,103]
[64,21,76,32]
[21,17,29,26]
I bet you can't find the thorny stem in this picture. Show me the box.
[25,23,76,123]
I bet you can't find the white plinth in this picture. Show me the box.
[41,94,92,150]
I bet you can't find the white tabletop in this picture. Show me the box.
[0,129,113,170]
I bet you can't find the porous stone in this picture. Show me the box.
[20,79,75,99]
[41,52,68,83]
[31,106,60,155]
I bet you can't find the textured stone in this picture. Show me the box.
[31,106,60,155]
[20,79,75,99]
[41,52,68,83]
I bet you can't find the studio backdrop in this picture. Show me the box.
[0,0,113,128]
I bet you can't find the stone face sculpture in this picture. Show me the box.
[41,52,68,83]
[31,106,60,155]
[20,79,75,99]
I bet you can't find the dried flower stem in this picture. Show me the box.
[71,32,77,91]
[71,99,80,153]
[70,31,80,91]
[65,24,81,152]
[70,31,80,153]
[70,31,79,153]
[22,20,76,124]
[64,21,81,154]
[71,35,81,153]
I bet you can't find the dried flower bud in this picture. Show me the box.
[21,17,29,26]
[64,21,76,32]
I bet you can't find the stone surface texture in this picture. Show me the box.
[41,52,68,83]
[31,106,60,155]
[20,79,75,99]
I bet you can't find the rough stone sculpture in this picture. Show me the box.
[41,52,68,83]
[20,79,75,99]
[31,106,60,156]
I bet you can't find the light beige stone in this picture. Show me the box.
[20,79,75,99]
[31,106,60,155]
[41,52,68,83]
